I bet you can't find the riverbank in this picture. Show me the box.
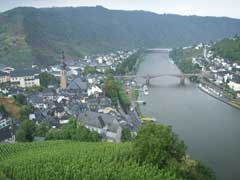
[169,47,240,110]
[198,82,240,110]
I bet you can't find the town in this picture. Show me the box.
[171,39,240,108]
[0,49,141,143]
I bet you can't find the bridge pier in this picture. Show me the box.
[146,78,150,86]
[180,76,185,86]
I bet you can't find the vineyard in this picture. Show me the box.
[0,141,182,180]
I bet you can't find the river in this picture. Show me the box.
[136,51,240,180]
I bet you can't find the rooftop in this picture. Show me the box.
[79,111,120,133]
[10,68,40,77]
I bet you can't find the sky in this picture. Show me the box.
[0,0,240,19]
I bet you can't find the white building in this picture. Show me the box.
[228,76,240,92]
[0,71,9,83]
[87,85,103,96]
[10,68,40,88]
[228,81,240,92]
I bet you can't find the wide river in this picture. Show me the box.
[136,51,240,180]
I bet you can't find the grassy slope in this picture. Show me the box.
[0,141,182,180]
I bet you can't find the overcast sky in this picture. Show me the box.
[1,0,240,19]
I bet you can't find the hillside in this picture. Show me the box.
[212,36,240,63]
[1,6,240,67]
[0,124,216,180]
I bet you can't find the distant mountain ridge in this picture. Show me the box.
[1,6,240,67]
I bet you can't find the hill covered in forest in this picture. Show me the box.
[1,6,240,67]
[212,36,240,63]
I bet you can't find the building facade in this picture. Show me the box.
[10,69,40,88]
[0,72,9,83]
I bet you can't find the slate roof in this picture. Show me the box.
[53,104,65,113]
[28,96,44,104]
[232,75,240,84]
[69,103,88,115]
[10,68,40,77]
[40,88,56,96]
[0,71,8,76]
[0,127,12,142]
[67,78,88,90]
[79,111,120,133]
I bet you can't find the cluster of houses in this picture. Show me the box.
[46,50,136,78]
[0,50,138,143]
[191,44,240,98]
[0,110,14,142]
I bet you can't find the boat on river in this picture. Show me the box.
[136,100,146,105]
[141,117,156,123]
[143,85,149,95]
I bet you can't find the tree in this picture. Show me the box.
[35,123,50,137]
[115,80,131,112]
[26,86,44,92]
[104,74,118,106]
[46,117,101,142]
[16,129,27,142]
[39,72,57,88]
[16,120,36,142]
[45,129,64,140]
[13,94,27,105]
[166,157,215,180]
[84,66,97,75]
[121,128,133,142]
[104,68,114,76]
[20,105,33,121]
[0,105,6,114]
[133,124,186,168]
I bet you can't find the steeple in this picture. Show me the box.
[60,51,67,89]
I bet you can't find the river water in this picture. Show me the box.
[136,51,240,180]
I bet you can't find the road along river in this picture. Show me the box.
[136,51,240,180]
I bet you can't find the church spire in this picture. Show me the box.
[60,51,67,89]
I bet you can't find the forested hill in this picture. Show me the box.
[212,36,240,63]
[1,6,240,67]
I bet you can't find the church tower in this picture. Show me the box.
[60,51,67,89]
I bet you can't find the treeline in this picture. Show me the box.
[16,117,100,142]
[39,72,58,88]
[212,36,240,63]
[104,75,130,112]
[46,118,100,142]
[170,48,202,74]
[116,51,143,75]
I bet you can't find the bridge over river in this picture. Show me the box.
[115,72,210,85]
